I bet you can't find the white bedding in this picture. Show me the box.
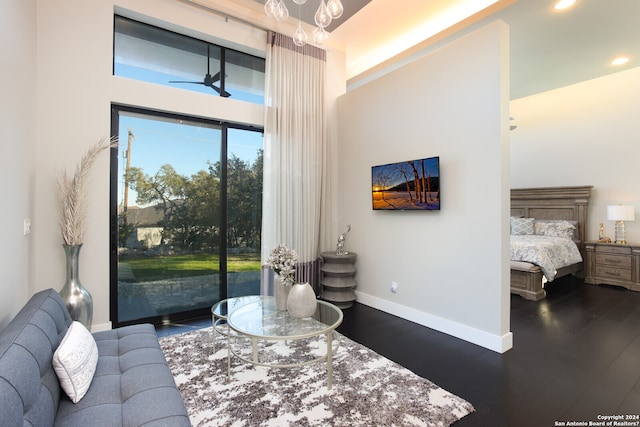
[510,235,583,281]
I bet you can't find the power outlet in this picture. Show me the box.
[390,281,398,293]
[23,219,32,236]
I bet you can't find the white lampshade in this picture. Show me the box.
[607,205,635,221]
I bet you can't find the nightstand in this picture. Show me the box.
[584,242,640,291]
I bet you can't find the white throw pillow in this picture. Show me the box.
[534,220,578,240]
[53,321,99,403]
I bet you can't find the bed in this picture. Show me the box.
[510,186,593,301]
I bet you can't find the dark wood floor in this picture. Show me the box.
[337,277,640,427]
[158,276,640,427]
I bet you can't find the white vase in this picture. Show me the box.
[274,274,291,311]
[287,282,317,318]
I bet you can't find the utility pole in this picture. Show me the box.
[123,129,135,218]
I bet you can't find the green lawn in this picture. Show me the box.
[121,253,260,281]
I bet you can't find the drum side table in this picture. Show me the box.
[320,251,357,309]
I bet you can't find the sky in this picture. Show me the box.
[114,44,265,208]
[112,18,264,317]
[371,156,440,190]
[116,107,263,208]
[115,64,264,104]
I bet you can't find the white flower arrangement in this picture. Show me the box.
[266,243,298,286]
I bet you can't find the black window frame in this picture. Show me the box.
[109,104,263,328]
[113,14,265,102]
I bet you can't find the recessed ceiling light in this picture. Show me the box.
[612,57,630,66]
[554,0,576,10]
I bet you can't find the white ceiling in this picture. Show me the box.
[481,0,640,99]
[253,0,640,99]
[330,0,501,80]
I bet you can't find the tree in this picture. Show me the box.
[420,159,432,203]
[209,150,263,250]
[373,166,393,202]
[117,211,137,247]
[125,149,262,253]
[408,161,423,203]
[396,163,414,203]
[166,169,221,251]
[126,164,188,250]
[249,149,263,247]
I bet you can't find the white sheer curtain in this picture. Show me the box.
[261,31,327,295]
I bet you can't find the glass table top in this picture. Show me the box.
[211,295,264,319]
[227,297,343,340]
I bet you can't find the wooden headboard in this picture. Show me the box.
[511,186,593,248]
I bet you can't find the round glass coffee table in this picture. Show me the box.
[227,296,343,390]
[211,295,263,349]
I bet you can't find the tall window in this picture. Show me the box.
[111,106,263,326]
[111,16,265,327]
[114,15,265,104]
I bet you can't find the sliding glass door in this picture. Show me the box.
[226,128,263,298]
[110,106,263,327]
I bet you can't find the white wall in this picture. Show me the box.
[3,0,512,351]
[510,66,640,243]
[33,0,264,331]
[16,0,345,332]
[337,21,512,352]
[0,0,37,328]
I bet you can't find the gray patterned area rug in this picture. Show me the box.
[159,327,474,427]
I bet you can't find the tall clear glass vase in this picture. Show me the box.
[59,244,93,330]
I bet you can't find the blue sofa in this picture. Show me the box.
[0,288,191,426]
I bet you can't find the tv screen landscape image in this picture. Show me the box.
[371,156,440,211]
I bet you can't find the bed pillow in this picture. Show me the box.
[534,220,576,240]
[511,217,534,235]
[53,321,99,403]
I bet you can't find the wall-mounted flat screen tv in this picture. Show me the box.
[371,156,440,211]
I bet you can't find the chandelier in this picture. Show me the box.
[264,0,344,46]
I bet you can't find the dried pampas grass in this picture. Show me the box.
[57,136,118,245]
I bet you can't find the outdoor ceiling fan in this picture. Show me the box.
[169,45,231,97]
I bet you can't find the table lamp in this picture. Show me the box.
[607,205,635,244]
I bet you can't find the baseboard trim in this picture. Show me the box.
[354,291,513,353]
